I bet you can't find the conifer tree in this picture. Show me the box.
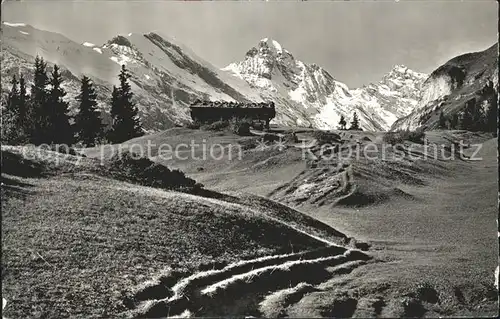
[30,55,50,144]
[18,75,29,124]
[470,102,484,132]
[2,75,32,144]
[107,85,120,143]
[449,113,459,129]
[1,76,20,143]
[485,97,498,134]
[438,110,447,129]
[349,112,360,130]
[110,85,120,122]
[108,65,143,143]
[459,100,475,130]
[5,75,19,114]
[75,76,104,146]
[16,74,31,143]
[46,64,73,144]
[483,81,498,134]
[338,115,347,130]
[31,56,49,103]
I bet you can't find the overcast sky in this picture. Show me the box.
[2,0,497,87]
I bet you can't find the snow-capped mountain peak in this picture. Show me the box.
[258,38,285,55]
[224,39,427,130]
[1,24,263,131]
[2,22,431,132]
[382,64,427,88]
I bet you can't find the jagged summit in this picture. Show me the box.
[1,24,263,131]
[105,35,133,48]
[1,22,431,132]
[224,38,427,130]
[258,38,285,54]
[383,64,427,83]
[244,38,292,59]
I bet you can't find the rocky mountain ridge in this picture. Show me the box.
[2,23,432,132]
[224,38,427,131]
[391,44,498,131]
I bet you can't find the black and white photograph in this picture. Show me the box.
[1,0,498,317]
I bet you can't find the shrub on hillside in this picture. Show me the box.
[229,118,252,136]
[105,151,203,191]
[48,144,85,157]
[282,132,299,143]
[383,132,403,145]
[200,118,253,136]
[238,138,259,150]
[252,122,265,131]
[108,35,132,47]
[312,131,341,145]
[0,149,44,177]
[1,111,19,145]
[262,133,281,143]
[406,130,425,144]
[383,129,425,145]
[202,120,229,131]
[186,121,201,129]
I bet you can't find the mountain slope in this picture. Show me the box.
[1,22,263,130]
[2,23,429,132]
[224,38,427,131]
[391,43,498,131]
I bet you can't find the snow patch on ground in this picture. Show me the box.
[222,63,241,77]
[272,40,283,53]
[19,31,29,35]
[3,22,27,27]
[495,266,499,290]
[82,42,95,47]
[110,55,133,66]
[378,84,398,97]
[93,47,103,54]
[144,74,151,80]
[288,86,307,104]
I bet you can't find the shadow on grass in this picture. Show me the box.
[1,175,36,200]
[1,151,45,178]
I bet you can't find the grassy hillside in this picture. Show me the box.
[83,127,499,317]
[3,127,497,317]
[1,145,364,318]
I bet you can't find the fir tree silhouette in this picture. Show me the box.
[449,113,459,129]
[108,65,144,143]
[2,76,20,143]
[46,64,73,144]
[459,99,475,131]
[438,110,447,129]
[75,76,104,146]
[483,81,498,134]
[349,112,360,130]
[338,115,347,130]
[30,55,50,144]
[18,75,29,127]
[5,75,19,114]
